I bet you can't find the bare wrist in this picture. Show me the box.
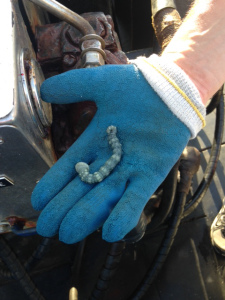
[162,0,225,106]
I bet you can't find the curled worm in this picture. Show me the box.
[75,126,122,184]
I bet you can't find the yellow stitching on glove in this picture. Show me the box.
[141,58,206,128]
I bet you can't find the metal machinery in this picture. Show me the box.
[0,0,56,234]
[0,0,224,299]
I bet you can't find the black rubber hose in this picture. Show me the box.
[123,212,147,243]
[206,86,223,115]
[24,237,52,272]
[71,238,86,285]
[146,161,179,232]
[183,90,224,218]
[0,236,45,300]
[0,237,52,279]
[89,241,126,300]
[130,192,187,300]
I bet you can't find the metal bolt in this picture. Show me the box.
[0,138,4,145]
[80,38,106,68]
[63,54,77,67]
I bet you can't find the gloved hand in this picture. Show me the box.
[31,55,205,243]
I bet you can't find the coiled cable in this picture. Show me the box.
[183,88,224,217]
[0,236,45,300]
[89,241,125,300]
[146,161,180,232]
[130,192,187,300]
[206,86,223,115]
[0,237,51,279]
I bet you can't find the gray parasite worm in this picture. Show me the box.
[75,126,122,184]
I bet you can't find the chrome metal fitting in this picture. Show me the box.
[80,34,106,68]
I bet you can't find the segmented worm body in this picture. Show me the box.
[75,126,122,184]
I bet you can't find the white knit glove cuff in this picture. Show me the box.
[131,54,206,139]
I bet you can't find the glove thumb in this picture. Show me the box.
[40,66,107,104]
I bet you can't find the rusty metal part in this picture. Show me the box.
[35,12,128,158]
[5,216,36,232]
[36,12,128,76]
[152,7,182,50]
[29,0,95,35]
[80,34,105,48]
[6,216,26,229]
[22,0,50,34]
[29,0,107,67]
[30,0,105,68]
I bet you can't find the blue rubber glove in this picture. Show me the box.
[31,59,199,244]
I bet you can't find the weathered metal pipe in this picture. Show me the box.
[151,0,182,50]
[151,0,177,16]
[29,0,106,67]
[29,0,95,35]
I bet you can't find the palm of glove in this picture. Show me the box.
[31,64,190,243]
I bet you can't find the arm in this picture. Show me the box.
[163,0,225,105]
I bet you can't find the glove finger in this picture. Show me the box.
[31,125,99,211]
[35,157,114,237]
[40,67,106,104]
[40,64,137,105]
[102,176,152,242]
[59,170,128,244]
